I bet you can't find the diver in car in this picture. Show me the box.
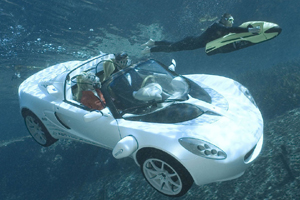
[75,72,106,110]
[103,52,131,81]
[141,13,260,54]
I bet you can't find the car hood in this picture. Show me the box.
[118,74,263,153]
[183,74,263,147]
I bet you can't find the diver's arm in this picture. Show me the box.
[228,26,260,34]
[211,23,248,34]
[226,26,249,33]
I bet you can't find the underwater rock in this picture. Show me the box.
[236,61,300,122]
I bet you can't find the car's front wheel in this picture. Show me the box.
[140,150,193,197]
[24,111,58,147]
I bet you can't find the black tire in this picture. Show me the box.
[23,111,58,147]
[140,149,193,197]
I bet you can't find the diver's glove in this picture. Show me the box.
[248,26,261,34]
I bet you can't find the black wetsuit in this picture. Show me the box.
[150,22,249,53]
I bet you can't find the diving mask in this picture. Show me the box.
[226,16,234,23]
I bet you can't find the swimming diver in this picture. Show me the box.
[141,13,260,54]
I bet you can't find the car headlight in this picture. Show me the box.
[234,81,257,107]
[179,137,227,160]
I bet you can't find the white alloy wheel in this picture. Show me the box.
[143,158,183,196]
[140,150,193,197]
[25,115,47,145]
[23,111,57,147]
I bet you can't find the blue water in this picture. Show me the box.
[1,0,299,199]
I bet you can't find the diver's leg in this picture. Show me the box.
[142,35,206,54]
[170,36,206,51]
[154,40,173,46]
[141,39,173,54]
[151,36,205,53]
[142,40,175,54]
[142,39,173,47]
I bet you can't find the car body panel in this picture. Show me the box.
[54,103,120,149]
[18,53,263,188]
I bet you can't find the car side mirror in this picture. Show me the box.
[83,111,103,122]
[112,136,138,159]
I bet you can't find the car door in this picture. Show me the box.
[55,101,121,149]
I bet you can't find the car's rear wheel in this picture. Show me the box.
[140,150,193,197]
[24,111,57,147]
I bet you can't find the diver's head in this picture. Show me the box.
[114,52,131,70]
[220,13,234,27]
[77,72,101,90]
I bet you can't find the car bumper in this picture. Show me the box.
[181,134,263,186]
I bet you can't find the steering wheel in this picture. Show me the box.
[141,75,156,88]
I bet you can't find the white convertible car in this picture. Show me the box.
[18,53,263,197]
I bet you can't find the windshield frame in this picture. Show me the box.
[63,53,111,103]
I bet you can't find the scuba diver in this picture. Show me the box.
[75,72,106,110]
[141,13,261,54]
[103,52,131,81]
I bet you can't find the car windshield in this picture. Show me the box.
[106,60,189,115]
